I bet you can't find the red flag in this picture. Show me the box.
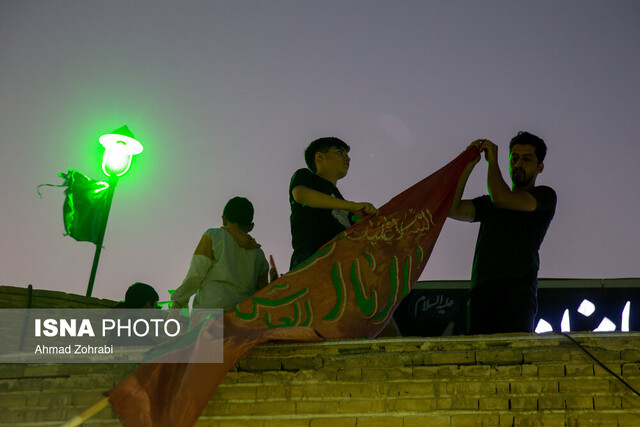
[108,148,478,426]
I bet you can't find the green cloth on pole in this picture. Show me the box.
[60,169,110,244]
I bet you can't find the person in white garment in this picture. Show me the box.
[170,197,270,326]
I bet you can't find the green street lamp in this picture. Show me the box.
[99,133,143,177]
[86,126,143,297]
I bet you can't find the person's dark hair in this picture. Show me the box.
[124,282,159,308]
[222,197,254,228]
[509,131,547,164]
[304,137,350,173]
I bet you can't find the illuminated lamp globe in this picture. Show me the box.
[99,133,143,177]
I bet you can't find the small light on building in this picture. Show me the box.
[577,299,596,317]
[621,301,631,332]
[593,317,616,332]
[535,318,553,334]
[560,309,571,332]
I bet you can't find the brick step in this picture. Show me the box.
[0,405,118,425]
[3,407,640,427]
[0,374,124,392]
[0,393,115,424]
[1,380,636,418]
[2,334,640,426]
[224,365,637,386]
[195,410,640,427]
[213,378,637,401]
[204,394,640,414]
[0,363,136,380]
[0,389,108,407]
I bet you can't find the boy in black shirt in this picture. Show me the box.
[289,137,378,269]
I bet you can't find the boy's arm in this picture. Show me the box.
[170,234,213,309]
[291,185,377,215]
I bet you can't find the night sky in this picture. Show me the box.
[1,1,639,303]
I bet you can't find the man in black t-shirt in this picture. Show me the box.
[289,137,378,269]
[448,132,556,334]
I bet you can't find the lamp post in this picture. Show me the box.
[85,126,143,297]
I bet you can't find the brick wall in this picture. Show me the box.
[1,333,640,426]
[1,287,639,426]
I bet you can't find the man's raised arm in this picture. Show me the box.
[448,140,482,222]
[482,140,538,212]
